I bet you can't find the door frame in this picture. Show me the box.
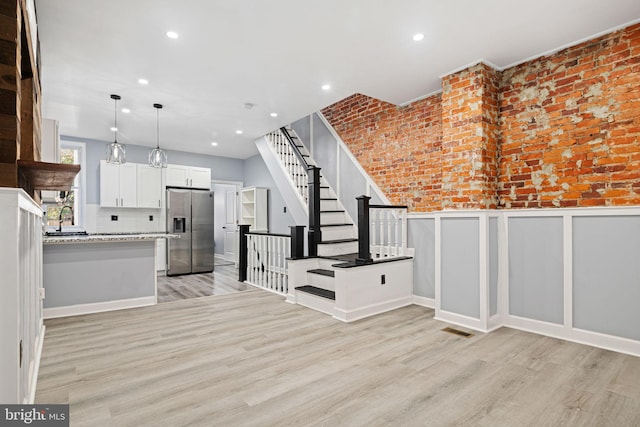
[211,179,243,266]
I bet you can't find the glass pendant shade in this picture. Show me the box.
[106,141,126,164]
[148,147,168,168]
[149,103,168,168]
[106,94,127,164]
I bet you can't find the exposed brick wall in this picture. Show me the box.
[321,93,442,211]
[499,23,640,208]
[321,23,640,211]
[441,63,500,209]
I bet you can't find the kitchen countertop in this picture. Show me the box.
[43,232,180,245]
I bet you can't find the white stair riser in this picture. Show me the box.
[295,291,335,316]
[306,273,335,291]
[320,187,335,198]
[321,200,340,211]
[321,211,349,225]
[317,241,359,257]
[321,226,357,240]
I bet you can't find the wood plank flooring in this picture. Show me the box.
[157,264,249,303]
[36,291,640,426]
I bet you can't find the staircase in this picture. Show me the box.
[261,128,414,322]
[265,128,358,257]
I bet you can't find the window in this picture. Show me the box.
[45,141,86,229]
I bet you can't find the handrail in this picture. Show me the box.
[280,127,310,170]
[369,204,409,209]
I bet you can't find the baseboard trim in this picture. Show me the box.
[505,315,640,358]
[43,296,157,319]
[27,323,45,404]
[435,309,487,333]
[412,295,435,309]
[334,296,413,323]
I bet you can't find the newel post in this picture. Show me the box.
[356,195,373,264]
[289,225,305,259]
[238,224,250,282]
[307,166,322,256]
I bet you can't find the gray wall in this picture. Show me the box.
[573,216,640,341]
[508,217,564,324]
[243,154,295,234]
[441,218,480,318]
[66,136,245,205]
[408,218,435,299]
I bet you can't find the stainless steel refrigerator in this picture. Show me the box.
[166,188,215,276]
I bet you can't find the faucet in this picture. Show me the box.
[58,205,73,232]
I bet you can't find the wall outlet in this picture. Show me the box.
[149,215,154,221]
[381,274,386,285]
[111,215,118,221]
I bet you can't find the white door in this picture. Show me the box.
[224,190,237,262]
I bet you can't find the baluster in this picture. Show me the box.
[370,209,376,258]
[378,209,384,258]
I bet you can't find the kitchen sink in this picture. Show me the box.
[44,231,89,237]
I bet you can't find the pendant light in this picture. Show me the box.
[148,103,168,168]
[105,94,126,164]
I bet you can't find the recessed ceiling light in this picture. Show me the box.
[270,112,278,118]
[166,31,179,39]
[110,127,118,132]
[235,130,243,135]
[121,108,130,114]
[412,33,424,42]
[138,78,149,85]
[211,142,218,146]
[321,84,331,91]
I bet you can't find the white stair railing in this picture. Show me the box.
[246,232,291,295]
[266,129,309,204]
[370,206,408,259]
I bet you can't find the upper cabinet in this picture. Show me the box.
[100,161,137,207]
[166,164,211,189]
[136,164,162,208]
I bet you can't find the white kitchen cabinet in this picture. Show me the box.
[166,164,211,189]
[241,187,268,232]
[100,161,137,207]
[137,164,162,208]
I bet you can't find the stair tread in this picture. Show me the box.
[321,198,337,201]
[317,238,358,244]
[318,253,359,262]
[307,268,335,277]
[295,285,335,301]
[320,223,353,227]
[321,210,345,213]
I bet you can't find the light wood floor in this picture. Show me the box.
[36,291,640,426]
[157,264,249,303]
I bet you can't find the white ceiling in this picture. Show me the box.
[36,0,640,160]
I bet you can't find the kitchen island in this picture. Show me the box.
[43,233,178,318]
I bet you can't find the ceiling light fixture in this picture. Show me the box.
[121,108,131,114]
[235,130,243,135]
[321,84,331,91]
[166,31,179,39]
[412,33,424,42]
[270,112,278,118]
[148,103,168,168]
[138,78,149,85]
[211,142,218,146]
[106,94,126,164]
